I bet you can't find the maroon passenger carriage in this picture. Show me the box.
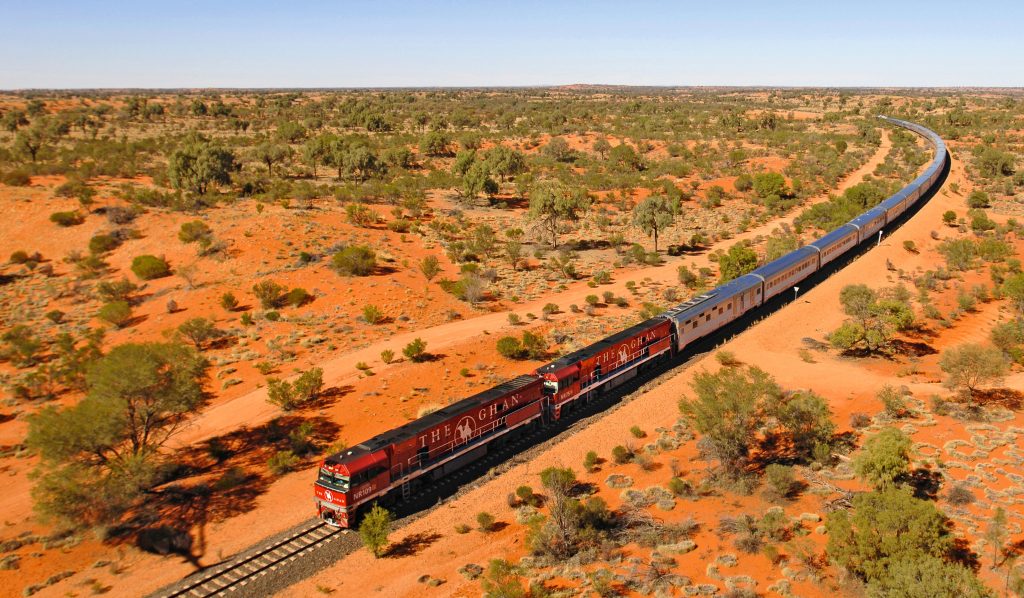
[314,375,544,527]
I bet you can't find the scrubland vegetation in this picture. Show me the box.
[0,88,1023,596]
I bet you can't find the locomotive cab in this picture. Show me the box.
[314,449,389,527]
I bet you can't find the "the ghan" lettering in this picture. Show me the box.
[416,393,524,448]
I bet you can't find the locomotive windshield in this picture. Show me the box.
[543,379,558,393]
[317,468,349,491]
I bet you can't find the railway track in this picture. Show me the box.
[155,521,343,597]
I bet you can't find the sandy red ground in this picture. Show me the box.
[5,123,1019,597]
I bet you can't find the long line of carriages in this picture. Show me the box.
[313,116,948,527]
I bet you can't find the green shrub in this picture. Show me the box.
[220,292,238,311]
[49,211,83,227]
[583,451,599,473]
[476,511,496,532]
[0,169,31,186]
[131,255,171,280]
[9,250,30,264]
[878,385,907,418]
[362,304,384,324]
[98,301,132,328]
[380,349,395,364]
[252,280,285,309]
[765,464,797,500]
[332,245,377,276]
[967,190,990,209]
[285,287,311,307]
[359,504,392,558]
[88,234,120,255]
[629,426,646,439]
[267,450,300,475]
[611,445,632,464]
[496,336,524,359]
[668,476,693,497]
[515,485,538,507]
[402,338,428,362]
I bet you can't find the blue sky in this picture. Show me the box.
[2,0,1022,88]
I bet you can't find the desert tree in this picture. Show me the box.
[985,507,1008,569]
[483,146,527,181]
[679,365,780,476]
[13,122,49,163]
[504,228,525,271]
[527,180,591,247]
[853,427,911,489]
[939,343,1009,401]
[177,317,221,350]
[463,161,497,200]
[167,133,237,195]
[632,195,675,252]
[717,242,758,283]
[302,134,335,178]
[253,142,292,178]
[771,390,835,461]
[826,488,984,596]
[26,342,207,527]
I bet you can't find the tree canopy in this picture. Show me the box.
[527,181,591,247]
[167,133,237,195]
[27,342,207,527]
[632,195,675,252]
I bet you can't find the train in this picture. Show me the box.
[313,116,947,527]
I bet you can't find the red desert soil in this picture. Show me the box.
[0,128,902,598]
[279,145,1023,595]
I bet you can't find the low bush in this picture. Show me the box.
[49,211,83,227]
[402,338,428,362]
[611,445,632,464]
[476,511,496,532]
[98,301,132,328]
[285,287,311,307]
[0,169,31,186]
[267,450,300,475]
[332,245,377,276]
[131,254,171,280]
[88,234,120,255]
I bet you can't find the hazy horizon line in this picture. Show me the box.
[4,84,1024,93]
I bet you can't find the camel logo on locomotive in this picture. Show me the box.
[455,416,475,444]
[417,392,524,448]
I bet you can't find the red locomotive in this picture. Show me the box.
[535,317,673,419]
[314,375,544,527]
[314,317,674,527]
